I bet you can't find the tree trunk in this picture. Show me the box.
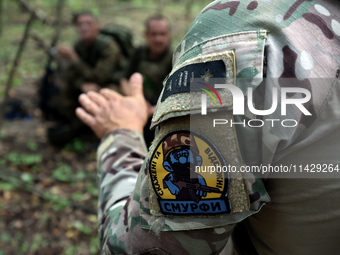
[0,13,35,128]
[46,0,65,66]
[0,0,3,36]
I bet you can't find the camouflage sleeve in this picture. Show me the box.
[97,129,235,255]
[97,129,147,245]
[74,40,121,85]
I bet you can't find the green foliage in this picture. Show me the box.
[7,176,20,186]
[73,220,91,235]
[53,198,71,211]
[64,138,85,153]
[31,165,41,173]
[30,234,44,252]
[0,181,16,191]
[20,173,34,183]
[26,141,38,151]
[71,192,83,201]
[86,182,98,196]
[75,170,86,180]
[5,152,42,165]
[19,154,42,165]
[133,0,145,7]
[65,244,81,255]
[11,77,22,87]
[40,213,51,223]
[14,232,23,242]
[21,241,30,253]
[52,164,72,182]
[0,78,6,96]
[90,237,100,254]
[91,7,100,17]
[68,0,84,11]
[52,164,88,183]
[42,192,70,211]
[5,152,21,165]
[0,159,6,166]
[1,232,11,244]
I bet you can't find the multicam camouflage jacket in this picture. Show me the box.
[97,1,340,254]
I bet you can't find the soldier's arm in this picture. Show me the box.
[76,73,236,254]
[76,10,274,255]
[74,40,121,85]
[97,130,235,254]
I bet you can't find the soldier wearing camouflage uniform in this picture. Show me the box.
[57,12,122,120]
[124,15,172,147]
[59,37,122,117]
[45,12,122,145]
[77,0,340,254]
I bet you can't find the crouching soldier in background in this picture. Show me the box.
[40,11,125,146]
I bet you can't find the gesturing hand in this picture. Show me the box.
[57,46,78,62]
[76,73,148,139]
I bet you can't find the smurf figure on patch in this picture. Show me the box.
[149,130,231,216]
[163,133,221,203]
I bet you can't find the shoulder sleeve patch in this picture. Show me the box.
[161,60,227,102]
[149,129,231,216]
[146,112,251,218]
[152,51,236,126]
[139,108,273,232]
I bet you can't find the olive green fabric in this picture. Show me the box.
[125,46,173,105]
